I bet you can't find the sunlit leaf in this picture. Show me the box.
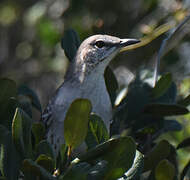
[152,73,172,99]
[64,99,92,151]
[178,94,190,107]
[177,137,190,150]
[123,151,144,180]
[180,159,190,180]
[12,108,33,158]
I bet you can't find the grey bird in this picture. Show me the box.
[41,34,140,156]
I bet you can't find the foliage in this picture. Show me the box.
[0,29,189,180]
[0,70,189,180]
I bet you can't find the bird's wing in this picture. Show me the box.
[41,99,54,131]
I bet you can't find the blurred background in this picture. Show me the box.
[0,0,190,169]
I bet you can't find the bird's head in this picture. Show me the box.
[70,34,140,81]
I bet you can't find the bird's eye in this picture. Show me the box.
[95,41,105,48]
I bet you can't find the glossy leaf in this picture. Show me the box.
[12,108,25,156]
[152,73,172,99]
[144,140,171,172]
[178,94,190,107]
[180,159,190,180]
[32,122,45,146]
[155,159,175,180]
[143,103,189,116]
[18,85,42,113]
[12,108,32,158]
[80,136,136,179]
[64,99,92,150]
[153,82,177,104]
[22,159,55,180]
[112,78,151,134]
[85,114,109,149]
[0,125,21,180]
[124,151,144,180]
[61,29,80,61]
[177,137,190,149]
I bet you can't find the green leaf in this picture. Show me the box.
[152,73,172,99]
[124,151,144,180]
[143,103,189,116]
[113,78,152,132]
[61,29,80,61]
[22,159,55,180]
[36,154,55,173]
[153,82,177,104]
[155,159,175,180]
[180,159,190,180]
[57,144,68,171]
[80,136,136,180]
[104,67,119,106]
[0,125,21,180]
[36,140,55,160]
[32,122,45,146]
[12,108,25,156]
[12,108,33,158]
[85,114,109,149]
[177,137,190,150]
[60,162,90,180]
[0,78,17,129]
[144,140,171,172]
[64,99,92,150]
[178,94,190,107]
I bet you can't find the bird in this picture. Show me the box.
[41,34,140,156]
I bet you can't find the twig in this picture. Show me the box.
[153,14,190,86]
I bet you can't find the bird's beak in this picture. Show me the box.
[119,38,140,47]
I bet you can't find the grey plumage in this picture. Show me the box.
[41,34,140,156]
